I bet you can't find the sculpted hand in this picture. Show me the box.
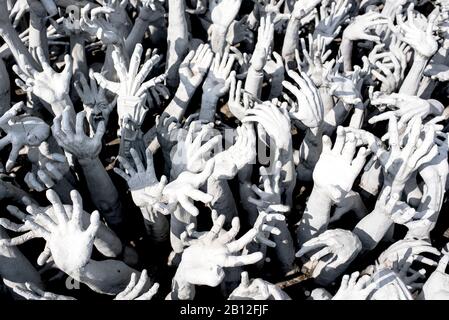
[94,44,165,128]
[179,44,214,93]
[228,271,291,300]
[395,7,438,58]
[25,147,69,192]
[202,48,235,100]
[9,0,29,28]
[368,116,438,189]
[52,108,105,161]
[377,238,440,269]
[226,16,254,46]
[390,255,427,292]
[250,15,274,72]
[178,213,263,286]
[295,35,334,87]
[162,160,215,216]
[313,127,369,202]
[329,68,363,105]
[4,281,76,300]
[13,48,73,107]
[227,73,251,121]
[1,190,100,274]
[369,268,413,300]
[282,70,324,128]
[421,253,449,299]
[296,229,362,285]
[155,113,180,155]
[80,3,124,45]
[313,0,351,45]
[139,0,165,23]
[115,270,159,300]
[0,103,50,172]
[248,160,289,213]
[342,11,389,42]
[332,271,377,300]
[369,47,404,93]
[171,121,221,174]
[115,147,169,215]
[212,123,256,180]
[209,0,242,30]
[243,102,292,152]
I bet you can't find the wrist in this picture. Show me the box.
[211,24,228,36]
[382,1,398,18]
[341,32,354,45]
[278,141,293,161]
[415,52,431,62]
[138,11,159,24]
[297,185,332,242]
[51,95,73,115]
[429,99,444,115]
[172,263,196,300]
[78,156,101,167]
[201,93,218,105]
[178,80,196,99]
[200,95,218,122]
[210,24,228,53]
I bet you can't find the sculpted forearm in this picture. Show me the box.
[166,0,189,88]
[399,56,429,96]
[76,259,140,295]
[79,158,124,232]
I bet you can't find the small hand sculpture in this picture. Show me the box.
[395,7,438,58]
[314,0,352,45]
[243,102,292,152]
[162,159,215,216]
[115,147,169,215]
[343,11,389,42]
[13,48,73,108]
[212,123,256,180]
[0,102,50,172]
[421,253,449,299]
[370,92,443,130]
[4,281,76,300]
[179,44,214,93]
[171,121,221,174]
[313,127,369,202]
[332,271,377,300]
[94,44,165,129]
[52,108,105,161]
[248,160,288,213]
[282,69,324,128]
[177,212,263,287]
[209,0,242,30]
[202,48,235,101]
[377,238,440,269]
[228,271,291,300]
[25,147,69,192]
[80,3,124,45]
[2,190,100,274]
[114,270,159,300]
[296,228,362,285]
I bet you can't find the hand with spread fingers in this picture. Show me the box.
[176,212,264,287]
[313,127,369,203]
[115,270,159,300]
[296,228,362,285]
